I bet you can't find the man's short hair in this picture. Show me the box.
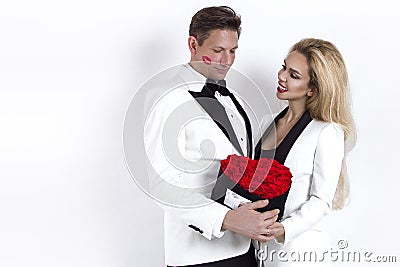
[189,6,242,46]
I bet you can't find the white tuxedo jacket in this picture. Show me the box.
[144,64,260,266]
[258,111,345,267]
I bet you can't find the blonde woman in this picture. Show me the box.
[254,38,356,266]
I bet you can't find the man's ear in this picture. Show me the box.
[188,36,198,55]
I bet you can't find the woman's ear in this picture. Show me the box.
[188,36,198,55]
[307,87,316,97]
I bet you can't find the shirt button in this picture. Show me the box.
[230,114,234,118]
[240,138,243,141]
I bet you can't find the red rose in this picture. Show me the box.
[220,154,292,199]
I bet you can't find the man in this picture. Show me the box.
[144,6,278,267]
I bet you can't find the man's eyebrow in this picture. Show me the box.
[213,45,239,50]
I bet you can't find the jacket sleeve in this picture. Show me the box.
[144,90,230,240]
[280,123,344,246]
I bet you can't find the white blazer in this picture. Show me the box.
[259,113,344,267]
[144,64,259,266]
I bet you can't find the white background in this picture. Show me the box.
[1,0,399,266]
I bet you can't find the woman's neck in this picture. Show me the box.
[283,101,307,123]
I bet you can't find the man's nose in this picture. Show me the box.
[220,52,234,66]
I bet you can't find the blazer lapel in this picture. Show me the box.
[189,86,244,156]
[254,107,312,164]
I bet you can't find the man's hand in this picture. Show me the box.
[221,199,279,242]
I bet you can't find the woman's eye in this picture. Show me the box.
[290,73,299,79]
[213,49,222,53]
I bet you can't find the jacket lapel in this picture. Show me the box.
[189,86,244,156]
[254,107,312,164]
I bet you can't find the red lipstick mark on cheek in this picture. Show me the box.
[202,56,212,65]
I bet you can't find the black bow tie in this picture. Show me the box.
[206,79,231,96]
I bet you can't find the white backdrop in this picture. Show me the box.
[1,0,399,266]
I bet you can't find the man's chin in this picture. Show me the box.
[210,73,228,81]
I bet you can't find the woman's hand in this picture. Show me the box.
[268,222,285,243]
[222,200,279,242]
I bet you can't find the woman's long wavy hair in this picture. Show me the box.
[290,38,357,210]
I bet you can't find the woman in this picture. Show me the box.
[254,38,356,266]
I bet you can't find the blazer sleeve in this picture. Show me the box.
[280,123,344,246]
[144,89,230,240]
